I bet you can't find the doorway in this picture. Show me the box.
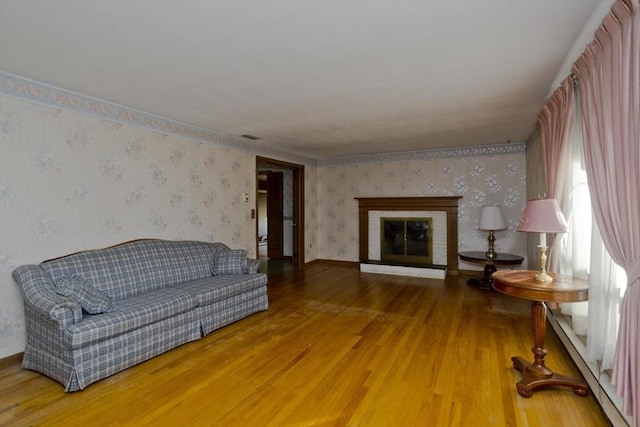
[256,157,305,274]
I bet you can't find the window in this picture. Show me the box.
[553,92,627,398]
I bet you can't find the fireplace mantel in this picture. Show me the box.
[355,197,461,276]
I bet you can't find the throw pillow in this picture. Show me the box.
[56,275,115,314]
[211,249,247,275]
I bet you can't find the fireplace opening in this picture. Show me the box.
[381,217,433,265]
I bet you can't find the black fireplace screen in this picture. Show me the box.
[380,217,433,265]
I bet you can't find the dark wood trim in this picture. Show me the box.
[458,269,485,278]
[256,156,305,268]
[305,259,359,267]
[293,165,305,267]
[355,197,462,276]
[0,352,22,370]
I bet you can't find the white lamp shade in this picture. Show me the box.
[479,206,507,231]
[517,199,569,233]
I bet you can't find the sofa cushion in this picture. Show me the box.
[64,287,198,349]
[245,258,260,274]
[56,275,115,314]
[174,274,267,306]
[211,249,247,275]
[41,240,223,300]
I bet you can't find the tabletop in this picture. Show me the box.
[459,251,524,265]
[492,270,588,303]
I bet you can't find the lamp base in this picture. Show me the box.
[535,246,553,283]
[534,271,553,283]
[486,230,497,259]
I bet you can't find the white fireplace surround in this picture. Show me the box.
[362,210,447,279]
[368,211,447,265]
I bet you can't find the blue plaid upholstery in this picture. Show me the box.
[13,239,268,391]
[13,265,83,326]
[67,309,202,391]
[198,287,268,336]
[211,249,248,275]
[246,258,260,274]
[40,240,226,299]
[177,274,266,305]
[64,287,198,349]
[56,274,115,314]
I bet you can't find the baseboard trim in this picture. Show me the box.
[305,259,359,267]
[458,269,484,278]
[305,260,472,275]
[0,352,23,370]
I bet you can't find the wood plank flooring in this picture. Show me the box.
[0,261,609,426]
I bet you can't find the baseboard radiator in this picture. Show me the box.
[548,309,631,427]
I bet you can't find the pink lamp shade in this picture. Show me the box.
[517,199,569,233]
[517,198,568,283]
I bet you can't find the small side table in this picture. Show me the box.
[459,251,524,290]
[492,270,589,398]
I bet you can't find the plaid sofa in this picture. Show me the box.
[12,239,268,392]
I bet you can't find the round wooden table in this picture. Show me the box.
[491,270,589,398]
[458,251,524,290]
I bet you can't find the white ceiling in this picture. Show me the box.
[0,0,609,160]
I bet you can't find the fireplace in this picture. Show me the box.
[381,217,433,265]
[355,197,461,277]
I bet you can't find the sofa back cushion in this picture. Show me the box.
[41,240,228,300]
[211,249,248,275]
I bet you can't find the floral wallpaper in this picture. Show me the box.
[0,90,316,358]
[316,151,528,267]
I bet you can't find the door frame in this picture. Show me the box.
[256,156,305,268]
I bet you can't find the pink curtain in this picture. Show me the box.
[539,76,575,204]
[537,76,575,271]
[572,0,639,423]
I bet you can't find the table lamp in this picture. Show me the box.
[517,198,569,283]
[479,206,507,260]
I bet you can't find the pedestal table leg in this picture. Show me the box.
[511,300,589,397]
[481,263,497,289]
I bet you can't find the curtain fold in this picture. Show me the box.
[538,76,574,271]
[572,0,640,422]
[557,92,590,335]
[587,225,626,371]
[539,76,575,201]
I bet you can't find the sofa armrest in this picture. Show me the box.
[12,265,83,328]
[245,258,261,274]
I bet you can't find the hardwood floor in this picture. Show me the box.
[0,261,609,426]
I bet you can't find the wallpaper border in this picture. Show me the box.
[318,142,526,166]
[0,70,315,166]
